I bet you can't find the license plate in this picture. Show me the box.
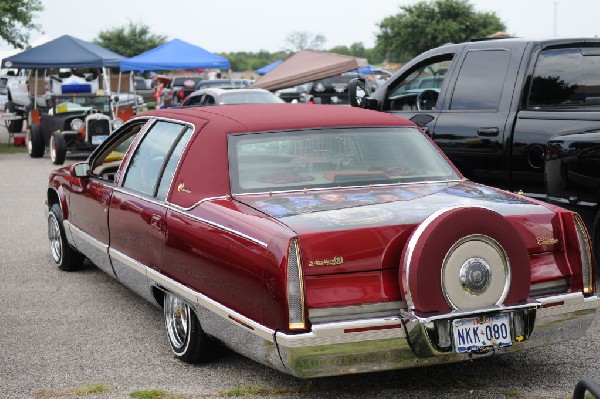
[452,314,512,353]
[91,135,108,145]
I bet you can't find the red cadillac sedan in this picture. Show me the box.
[46,104,599,378]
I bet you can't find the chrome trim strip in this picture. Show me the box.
[232,179,467,197]
[111,187,267,248]
[69,223,108,253]
[109,248,146,275]
[308,301,405,323]
[276,317,405,348]
[168,195,231,211]
[107,247,275,341]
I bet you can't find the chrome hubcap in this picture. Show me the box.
[48,213,62,263]
[164,293,189,349]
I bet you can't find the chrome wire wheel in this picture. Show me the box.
[164,292,191,351]
[48,212,62,264]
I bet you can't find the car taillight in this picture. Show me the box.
[573,214,595,294]
[287,239,306,330]
[178,89,185,99]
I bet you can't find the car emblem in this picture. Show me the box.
[308,256,344,267]
[536,237,558,245]
[177,182,191,193]
[459,257,491,295]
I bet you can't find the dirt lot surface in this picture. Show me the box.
[1,125,600,398]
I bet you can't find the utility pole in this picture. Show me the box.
[553,2,558,37]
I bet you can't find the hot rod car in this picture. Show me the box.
[46,104,599,378]
[28,93,123,164]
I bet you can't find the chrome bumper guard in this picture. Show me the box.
[275,292,599,378]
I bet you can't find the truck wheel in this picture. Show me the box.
[48,203,85,271]
[4,101,23,133]
[50,132,67,165]
[27,124,45,158]
[163,292,217,363]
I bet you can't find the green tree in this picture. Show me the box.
[94,21,167,58]
[283,31,326,52]
[376,0,506,62]
[0,0,43,49]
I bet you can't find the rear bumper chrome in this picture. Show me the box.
[275,292,599,378]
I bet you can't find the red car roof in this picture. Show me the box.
[143,103,415,133]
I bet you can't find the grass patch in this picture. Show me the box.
[32,382,110,397]
[73,383,109,395]
[129,389,190,399]
[218,385,304,397]
[0,142,27,153]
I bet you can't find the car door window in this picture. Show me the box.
[122,121,188,196]
[90,121,147,182]
[449,50,510,111]
[385,55,453,111]
[156,127,193,201]
[202,94,216,105]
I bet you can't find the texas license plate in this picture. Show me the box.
[452,314,512,353]
[91,135,108,145]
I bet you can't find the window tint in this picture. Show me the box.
[156,127,193,201]
[123,121,186,196]
[450,50,509,110]
[184,95,203,106]
[528,48,600,108]
[203,95,216,105]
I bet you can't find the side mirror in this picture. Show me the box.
[112,95,120,103]
[348,78,376,109]
[71,162,90,178]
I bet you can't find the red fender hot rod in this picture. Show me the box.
[46,104,599,378]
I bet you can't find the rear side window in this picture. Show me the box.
[450,50,510,111]
[528,48,600,108]
[123,121,189,197]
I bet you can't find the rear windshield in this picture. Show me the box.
[228,127,459,194]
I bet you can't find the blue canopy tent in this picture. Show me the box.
[256,60,282,76]
[1,34,125,68]
[120,38,230,71]
[355,65,391,77]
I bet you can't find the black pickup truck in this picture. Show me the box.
[349,37,600,259]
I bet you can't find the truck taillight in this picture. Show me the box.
[287,239,306,330]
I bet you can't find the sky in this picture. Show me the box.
[1,0,600,59]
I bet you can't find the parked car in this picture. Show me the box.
[274,83,309,103]
[179,87,284,106]
[195,78,254,90]
[133,76,154,105]
[169,75,203,105]
[46,104,599,378]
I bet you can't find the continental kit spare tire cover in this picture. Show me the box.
[400,206,530,315]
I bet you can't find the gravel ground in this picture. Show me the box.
[1,125,599,399]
